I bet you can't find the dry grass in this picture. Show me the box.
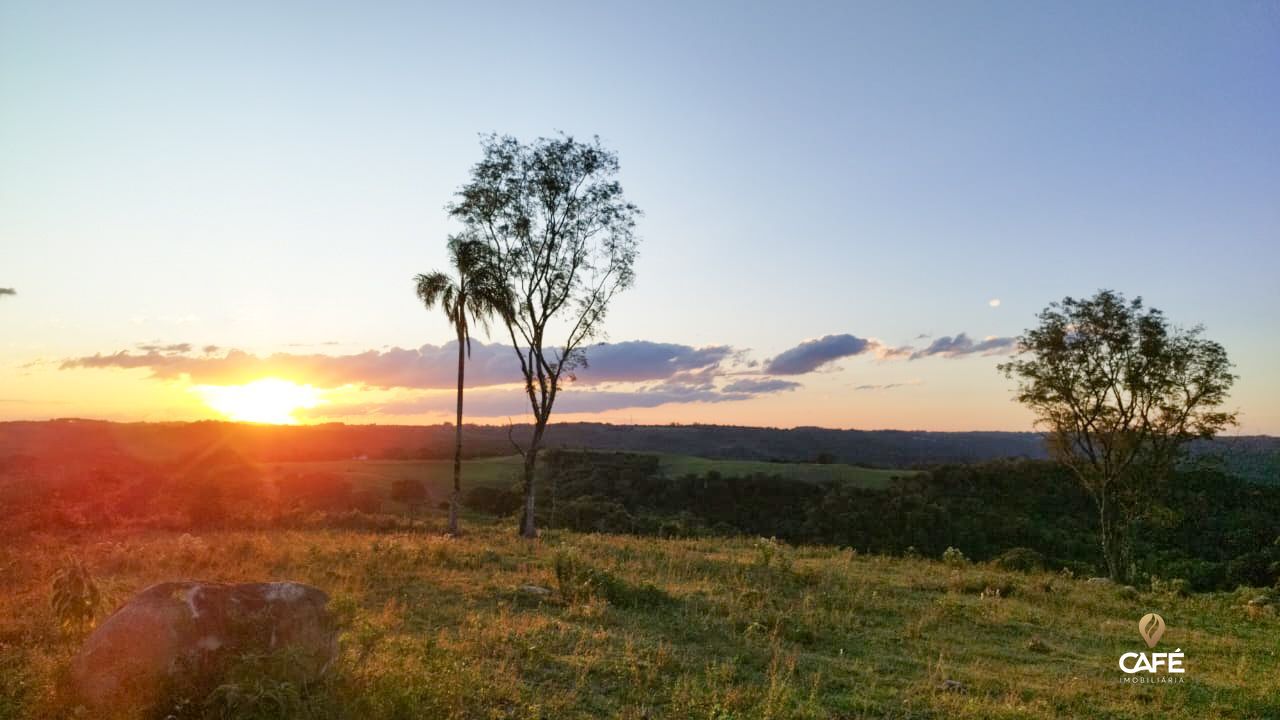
[1,521,1276,719]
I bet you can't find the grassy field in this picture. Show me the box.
[3,521,1276,719]
[270,453,909,505]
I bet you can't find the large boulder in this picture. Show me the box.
[70,581,338,711]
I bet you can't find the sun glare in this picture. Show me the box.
[192,378,323,424]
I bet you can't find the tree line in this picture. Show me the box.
[478,449,1277,591]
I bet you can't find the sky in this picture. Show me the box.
[1,1,1277,432]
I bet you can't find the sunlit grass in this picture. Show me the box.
[2,522,1276,718]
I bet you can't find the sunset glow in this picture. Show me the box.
[191,379,323,425]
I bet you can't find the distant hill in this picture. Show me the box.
[0,419,1275,483]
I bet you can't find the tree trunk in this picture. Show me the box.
[448,329,465,536]
[1098,490,1124,581]
[518,422,546,539]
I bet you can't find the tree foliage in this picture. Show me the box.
[450,134,641,537]
[999,290,1237,579]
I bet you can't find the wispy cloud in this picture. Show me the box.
[910,333,1014,359]
[0,288,15,297]
[854,380,923,391]
[136,342,193,354]
[721,377,802,394]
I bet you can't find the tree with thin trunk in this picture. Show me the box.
[450,134,640,538]
[415,233,510,535]
[999,289,1236,581]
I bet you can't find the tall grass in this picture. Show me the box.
[0,520,1276,718]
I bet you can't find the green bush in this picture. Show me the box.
[994,547,1046,573]
[942,546,968,567]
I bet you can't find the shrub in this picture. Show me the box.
[1159,559,1225,593]
[553,547,621,604]
[50,557,100,638]
[994,547,1046,573]
[947,574,1017,597]
[553,496,633,533]
[464,486,523,516]
[1227,552,1274,588]
[754,536,782,568]
[1150,576,1190,596]
[942,546,968,567]
[1060,560,1096,579]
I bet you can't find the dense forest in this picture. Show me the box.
[478,451,1280,592]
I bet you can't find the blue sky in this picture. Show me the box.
[2,1,1277,431]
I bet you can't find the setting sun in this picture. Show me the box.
[191,378,323,424]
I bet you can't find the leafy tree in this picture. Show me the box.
[999,290,1236,580]
[390,478,429,517]
[415,233,510,535]
[450,134,641,538]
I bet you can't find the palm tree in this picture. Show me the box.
[415,232,509,535]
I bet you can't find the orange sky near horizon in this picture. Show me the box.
[3,347,1276,436]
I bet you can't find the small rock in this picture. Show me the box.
[1087,577,1113,585]
[936,679,967,693]
[70,581,336,712]
[1248,595,1271,607]
[1117,585,1139,599]
[518,584,552,597]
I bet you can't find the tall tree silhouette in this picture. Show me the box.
[451,134,640,538]
[1000,290,1236,580]
[415,233,509,535]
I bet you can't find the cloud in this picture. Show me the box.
[307,376,794,419]
[573,341,734,383]
[910,333,1015,359]
[988,298,1001,307]
[764,334,914,373]
[136,343,192,354]
[0,288,15,296]
[721,377,802,394]
[61,339,740,391]
[854,380,923,391]
[764,334,872,375]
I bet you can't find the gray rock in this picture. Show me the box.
[70,581,337,711]
[937,679,967,693]
[518,584,552,597]
[1087,577,1113,584]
